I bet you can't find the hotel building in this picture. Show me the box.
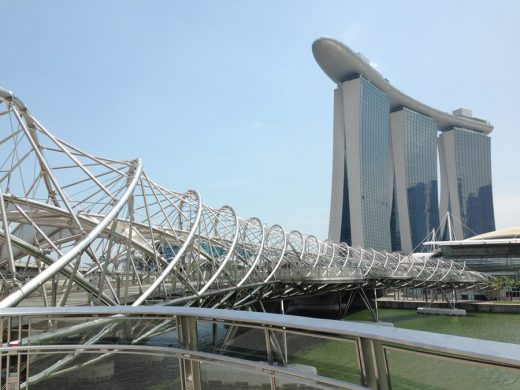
[313,38,495,252]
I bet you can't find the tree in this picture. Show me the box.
[502,276,515,301]
[489,276,502,300]
[490,276,515,301]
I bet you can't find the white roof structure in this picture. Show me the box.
[424,227,520,247]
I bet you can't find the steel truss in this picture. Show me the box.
[0,88,491,309]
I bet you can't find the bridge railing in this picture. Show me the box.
[1,306,520,390]
[274,266,364,282]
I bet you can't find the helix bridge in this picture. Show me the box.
[0,87,490,310]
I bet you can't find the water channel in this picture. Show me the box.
[345,308,520,344]
[340,308,520,389]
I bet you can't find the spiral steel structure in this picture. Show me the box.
[0,88,490,309]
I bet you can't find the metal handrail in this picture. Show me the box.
[2,306,520,368]
[2,306,520,390]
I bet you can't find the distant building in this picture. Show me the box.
[329,75,392,251]
[312,37,495,251]
[391,107,440,252]
[429,227,520,276]
[438,127,495,239]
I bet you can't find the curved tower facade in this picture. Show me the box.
[329,76,392,251]
[391,107,440,251]
[438,127,495,239]
[313,38,495,251]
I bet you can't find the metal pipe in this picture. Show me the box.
[0,160,142,307]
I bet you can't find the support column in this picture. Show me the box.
[359,288,379,322]
[374,288,379,322]
[179,316,201,390]
[280,299,288,363]
[51,276,57,306]
[358,338,390,390]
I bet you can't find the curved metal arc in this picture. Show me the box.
[304,234,320,266]
[355,248,364,269]
[0,87,28,112]
[312,240,323,267]
[391,253,405,276]
[0,190,17,277]
[382,251,390,268]
[0,229,117,305]
[3,194,183,264]
[437,260,454,282]
[264,225,288,283]
[198,206,240,295]
[425,260,442,282]
[363,249,378,277]
[460,260,467,274]
[414,256,429,280]
[340,244,351,267]
[325,240,336,268]
[292,230,305,259]
[0,159,143,308]
[236,217,266,287]
[132,190,203,306]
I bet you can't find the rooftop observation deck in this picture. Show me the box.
[312,38,493,134]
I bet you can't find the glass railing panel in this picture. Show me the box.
[138,317,180,348]
[25,316,180,349]
[271,330,361,385]
[385,347,520,390]
[195,320,228,354]
[3,309,520,390]
[24,350,180,390]
[196,320,269,362]
[193,321,361,386]
[199,361,272,390]
[274,376,345,389]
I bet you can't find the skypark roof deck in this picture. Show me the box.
[312,38,493,134]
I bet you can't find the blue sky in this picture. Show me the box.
[2,1,519,239]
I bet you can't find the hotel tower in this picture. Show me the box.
[313,38,495,252]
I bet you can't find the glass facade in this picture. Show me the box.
[333,77,494,252]
[403,108,440,250]
[390,185,401,251]
[358,77,391,250]
[451,127,495,237]
[340,159,351,246]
